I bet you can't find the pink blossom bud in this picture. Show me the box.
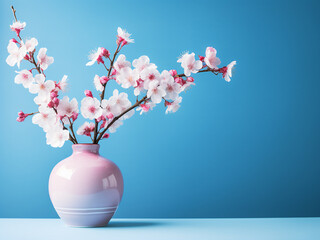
[164,101,171,107]
[117,36,124,45]
[187,77,194,82]
[111,69,117,76]
[50,91,58,99]
[17,111,28,122]
[121,40,128,47]
[84,90,93,98]
[71,112,78,121]
[199,55,205,62]
[106,113,114,119]
[11,38,18,44]
[96,55,104,65]
[101,47,110,58]
[218,66,228,78]
[47,101,54,108]
[24,54,30,60]
[17,117,25,122]
[100,120,107,129]
[103,133,110,139]
[169,69,177,77]
[18,111,25,117]
[15,29,21,36]
[96,115,106,122]
[140,104,150,112]
[100,76,109,85]
[52,97,59,106]
[175,77,184,85]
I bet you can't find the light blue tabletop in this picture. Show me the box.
[0,218,319,240]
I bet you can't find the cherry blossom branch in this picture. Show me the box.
[68,118,78,144]
[51,107,77,144]
[96,95,148,143]
[30,55,41,74]
[100,43,121,100]
[93,44,121,143]
[11,6,18,22]
[11,5,79,145]
[96,67,219,143]
[177,67,218,78]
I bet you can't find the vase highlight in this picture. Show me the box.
[49,144,123,227]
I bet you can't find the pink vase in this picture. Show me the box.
[48,144,124,227]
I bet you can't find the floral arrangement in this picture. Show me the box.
[7,6,236,148]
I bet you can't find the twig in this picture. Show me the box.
[93,43,121,143]
[96,95,148,142]
[11,6,18,22]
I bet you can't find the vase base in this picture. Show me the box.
[56,207,116,228]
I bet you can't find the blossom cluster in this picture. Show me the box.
[7,7,236,148]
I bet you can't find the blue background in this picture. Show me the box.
[0,0,319,218]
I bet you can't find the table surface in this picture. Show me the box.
[0,218,319,240]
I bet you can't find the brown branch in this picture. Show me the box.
[177,68,216,77]
[30,54,41,74]
[93,43,121,143]
[96,95,148,143]
[51,107,76,144]
[11,6,18,22]
[68,118,78,144]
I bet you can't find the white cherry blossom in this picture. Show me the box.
[134,79,145,96]
[56,75,68,91]
[114,54,131,72]
[166,96,182,114]
[6,41,27,68]
[224,61,236,82]
[46,123,70,148]
[57,96,78,118]
[117,27,134,45]
[147,81,166,104]
[22,38,38,52]
[32,105,57,132]
[34,93,51,106]
[94,75,104,92]
[105,89,132,116]
[101,98,117,117]
[160,70,181,100]
[141,66,160,89]
[14,70,34,88]
[86,47,104,66]
[204,47,220,69]
[132,56,156,73]
[81,97,102,120]
[177,52,202,76]
[29,74,55,97]
[37,48,54,70]
[10,21,26,35]
[116,67,139,88]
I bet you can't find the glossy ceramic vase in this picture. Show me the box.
[49,144,124,227]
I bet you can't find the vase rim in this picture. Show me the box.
[73,143,100,145]
[72,144,100,153]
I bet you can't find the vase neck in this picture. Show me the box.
[72,144,100,154]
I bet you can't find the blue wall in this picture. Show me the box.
[1,0,319,218]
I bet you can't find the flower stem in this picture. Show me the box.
[93,43,121,143]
